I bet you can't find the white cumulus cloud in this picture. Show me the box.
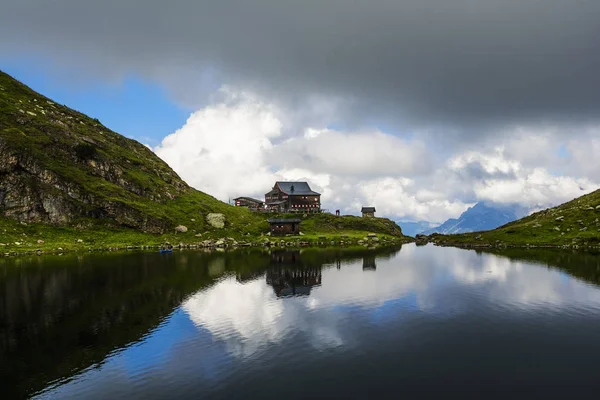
[154,92,282,201]
[154,88,600,222]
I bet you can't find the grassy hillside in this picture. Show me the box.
[0,69,267,234]
[431,189,600,248]
[0,212,408,254]
[0,69,408,254]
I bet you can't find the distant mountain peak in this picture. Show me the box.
[395,220,437,237]
[421,202,521,235]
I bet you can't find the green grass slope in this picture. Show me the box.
[0,70,408,254]
[0,212,408,254]
[0,69,266,234]
[432,189,600,248]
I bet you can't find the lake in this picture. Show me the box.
[2,245,600,398]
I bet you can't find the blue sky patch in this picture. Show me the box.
[0,57,191,145]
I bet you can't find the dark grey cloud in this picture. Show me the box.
[1,0,600,133]
[457,160,517,181]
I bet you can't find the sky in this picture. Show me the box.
[1,0,600,223]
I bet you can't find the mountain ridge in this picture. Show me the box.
[431,191,600,248]
[421,202,523,235]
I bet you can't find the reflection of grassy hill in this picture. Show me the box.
[469,247,600,286]
[432,190,600,248]
[0,246,403,398]
[0,251,226,398]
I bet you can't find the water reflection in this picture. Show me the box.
[267,251,322,297]
[362,255,376,270]
[3,245,600,398]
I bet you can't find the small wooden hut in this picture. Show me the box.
[267,218,302,235]
[361,207,376,218]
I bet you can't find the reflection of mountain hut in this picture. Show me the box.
[270,250,300,264]
[362,255,377,271]
[236,269,266,284]
[266,258,322,297]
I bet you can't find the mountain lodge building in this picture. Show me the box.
[233,197,265,210]
[265,181,321,213]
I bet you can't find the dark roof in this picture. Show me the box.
[275,181,320,195]
[234,196,264,204]
[267,218,302,224]
[361,207,376,213]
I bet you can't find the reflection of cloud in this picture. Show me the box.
[183,277,348,357]
[38,246,600,398]
[183,255,440,358]
[183,279,284,357]
[436,247,600,307]
[451,255,522,284]
[183,246,600,360]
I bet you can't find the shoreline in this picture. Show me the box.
[0,234,413,258]
[431,241,600,251]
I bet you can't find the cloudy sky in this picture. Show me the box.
[2,0,600,222]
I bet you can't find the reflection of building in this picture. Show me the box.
[236,269,265,283]
[266,268,322,297]
[362,255,377,271]
[270,250,300,264]
[267,250,322,297]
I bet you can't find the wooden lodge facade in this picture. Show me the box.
[265,182,321,213]
[361,207,376,217]
[233,181,322,214]
[233,197,264,211]
[267,218,302,235]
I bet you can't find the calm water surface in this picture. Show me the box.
[3,245,600,398]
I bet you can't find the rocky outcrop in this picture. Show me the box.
[206,213,225,229]
[415,234,429,245]
[175,225,188,233]
[0,145,171,233]
[0,70,196,233]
